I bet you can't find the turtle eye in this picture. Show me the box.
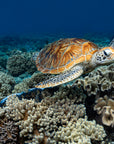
[103,49,111,57]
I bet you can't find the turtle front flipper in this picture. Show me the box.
[35,65,83,88]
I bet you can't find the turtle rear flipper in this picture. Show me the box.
[35,65,83,88]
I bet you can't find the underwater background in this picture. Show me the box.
[0,0,114,144]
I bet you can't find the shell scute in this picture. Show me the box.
[35,38,98,74]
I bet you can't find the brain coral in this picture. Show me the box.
[6,52,36,76]
[0,71,15,100]
[2,91,86,143]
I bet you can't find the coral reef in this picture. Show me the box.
[36,98,85,138]
[94,95,114,127]
[53,85,86,104]
[0,71,15,101]
[0,117,19,144]
[55,117,106,144]
[0,34,113,143]
[6,54,27,76]
[1,92,86,143]
[74,63,114,97]
[74,63,114,128]
[0,107,5,116]
[0,66,6,72]
[12,72,51,93]
[12,72,86,105]
[6,52,36,76]
[0,51,8,69]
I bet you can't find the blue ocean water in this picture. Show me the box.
[0,0,114,36]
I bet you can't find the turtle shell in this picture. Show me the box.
[35,38,98,74]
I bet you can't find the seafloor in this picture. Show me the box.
[0,33,114,144]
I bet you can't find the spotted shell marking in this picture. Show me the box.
[35,38,98,74]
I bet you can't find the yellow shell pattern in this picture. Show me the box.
[35,38,98,74]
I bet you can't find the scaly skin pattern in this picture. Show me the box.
[90,47,114,66]
[35,65,83,88]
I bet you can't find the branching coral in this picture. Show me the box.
[0,117,19,144]
[55,117,106,144]
[2,92,86,143]
[0,107,5,116]
[36,97,85,138]
[5,95,41,137]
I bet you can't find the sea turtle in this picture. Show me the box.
[34,38,114,88]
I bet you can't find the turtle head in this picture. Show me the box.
[94,47,114,65]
